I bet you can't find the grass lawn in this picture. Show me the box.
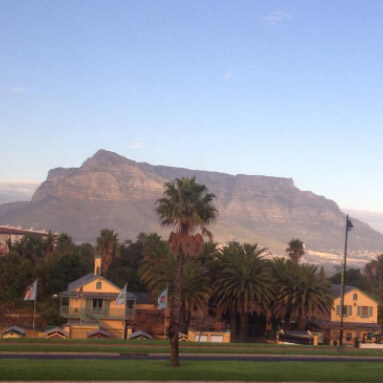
[1,359,383,382]
[2,342,383,356]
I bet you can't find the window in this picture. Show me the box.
[96,282,102,290]
[357,306,373,318]
[346,333,352,341]
[353,293,358,301]
[92,299,103,308]
[336,305,352,316]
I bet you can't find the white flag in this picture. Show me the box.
[116,283,127,305]
[24,279,37,301]
[157,288,168,310]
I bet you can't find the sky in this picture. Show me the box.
[0,1,382,212]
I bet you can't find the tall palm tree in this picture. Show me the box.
[155,177,217,367]
[215,242,272,341]
[365,254,383,288]
[96,229,119,275]
[286,238,305,263]
[272,260,333,329]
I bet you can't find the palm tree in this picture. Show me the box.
[272,260,333,329]
[139,235,212,332]
[155,177,217,366]
[96,229,119,275]
[215,242,272,341]
[286,238,305,263]
[365,254,383,288]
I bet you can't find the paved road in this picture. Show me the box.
[1,353,383,362]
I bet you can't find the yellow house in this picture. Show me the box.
[320,285,379,344]
[188,330,231,343]
[59,255,135,339]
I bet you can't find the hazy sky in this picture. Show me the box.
[1,1,382,212]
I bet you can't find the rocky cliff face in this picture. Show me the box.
[1,149,383,256]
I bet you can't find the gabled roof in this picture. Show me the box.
[3,326,26,336]
[130,330,153,339]
[45,327,69,337]
[66,273,126,293]
[331,284,377,303]
[68,273,97,291]
[87,329,111,338]
[331,284,355,298]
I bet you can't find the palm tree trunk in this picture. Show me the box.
[297,315,306,331]
[240,310,248,341]
[169,249,184,367]
[230,309,237,341]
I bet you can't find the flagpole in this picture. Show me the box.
[123,300,126,340]
[32,300,36,331]
[163,284,168,340]
[32,279,37,331]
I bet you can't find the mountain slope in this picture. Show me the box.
[1,149,383,255]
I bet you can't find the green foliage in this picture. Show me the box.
[285,238,305,263]
[216,242,271,314]
[331,268,368,291]
[96,229,120,275]
[270,258,333,329]
[138,235,211,311]
[215,242,272,340]
[155,176,217,235]
[0,233,93,326]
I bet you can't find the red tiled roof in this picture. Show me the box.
[0,226,51,236]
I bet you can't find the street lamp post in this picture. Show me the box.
[339,214,353,346]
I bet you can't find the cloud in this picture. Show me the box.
[223,70,234,80]
[263,10,291,25]
[0,179,41,194]
[10,87,26,93]
[130,141,145,150]
[0,180,41,204]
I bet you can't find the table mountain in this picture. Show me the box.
[1,149,383,256]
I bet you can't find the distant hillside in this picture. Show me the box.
[0,149,383,257]
[346,209,383,235]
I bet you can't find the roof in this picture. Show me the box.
[3,326,26,335]
[66,273,128,295]
[60,291,137,300]
[67,273,97,291]
[0,226,52,236]
[87,329,111,338]
[331,284,355,298]
[331,284,377,303]
[134,292,154,304]
[130,330,153,339]
[45,327,69,337]
[315,319,380,329]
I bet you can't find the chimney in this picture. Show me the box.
[94,254,102,276]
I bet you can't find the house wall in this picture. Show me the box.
[78,278,121,294]
[331,288,377,324]
[2,332,22,339]
[64,324,99,339]
[188,330,230,343]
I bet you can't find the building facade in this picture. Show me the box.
[59,255,136,339]
[319,285,379,344]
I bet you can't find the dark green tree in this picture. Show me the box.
[271,260,333,329]
[215,242,272,341]
[286,238,305,263]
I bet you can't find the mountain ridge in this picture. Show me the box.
[1,149,383,257]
